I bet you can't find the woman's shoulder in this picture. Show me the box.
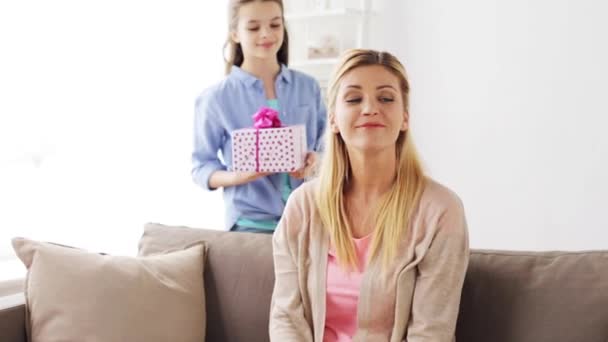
[414,178,468,248]
[280,180,321,230]
[419,177,465,215]
[285,179,318,211]
[276,180,320,242]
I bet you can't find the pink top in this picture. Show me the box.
[324,234,372,342]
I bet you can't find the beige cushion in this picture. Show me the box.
[12,237,206,342]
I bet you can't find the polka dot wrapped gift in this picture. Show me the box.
[231,107,308,173]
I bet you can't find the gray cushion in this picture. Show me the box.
[0,294,26,342]
[456,250,608,342]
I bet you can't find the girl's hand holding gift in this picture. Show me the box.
[289,152,317,179]
[235,170,273,184]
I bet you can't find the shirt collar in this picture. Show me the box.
[229,64,292,87]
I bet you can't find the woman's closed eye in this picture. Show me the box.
[345,97,362,104]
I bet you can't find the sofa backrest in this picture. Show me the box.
[140,223,608,342]
[140,223,274,342]
[456,249,608,342]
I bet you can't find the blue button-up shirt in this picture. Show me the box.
[192,65,327,230]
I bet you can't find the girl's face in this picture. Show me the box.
[231,1,284,63]
[331,65,408,153]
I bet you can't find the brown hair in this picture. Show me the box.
[224,0,289,75]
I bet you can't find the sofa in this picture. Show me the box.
[1,223,607,342]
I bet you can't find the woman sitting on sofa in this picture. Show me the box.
[269,49,470,341]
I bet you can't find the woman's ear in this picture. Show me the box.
[230,30,240,44]
[401,111,409,131]
[329,114,340,133]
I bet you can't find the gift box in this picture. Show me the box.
[231,107,308,173]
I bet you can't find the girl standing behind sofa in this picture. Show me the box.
[270,49,470,341]
[192,0,326,234]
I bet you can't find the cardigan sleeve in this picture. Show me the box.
[269,195,314,342]
[406,195,470,341]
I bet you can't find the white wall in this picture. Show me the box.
[388,0,608,250]
[1,0,607,277]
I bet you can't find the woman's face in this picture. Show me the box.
[231,1,284,62]
[331,65,408,153]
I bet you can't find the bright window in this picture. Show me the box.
[0,0,228,278]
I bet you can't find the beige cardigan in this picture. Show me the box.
[269,178,469,342]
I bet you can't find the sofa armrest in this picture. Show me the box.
[0,293,26,342]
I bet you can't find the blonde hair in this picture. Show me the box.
[315,49,426,270]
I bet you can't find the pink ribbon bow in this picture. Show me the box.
[252,107,282,129]
[252,107,282,172]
